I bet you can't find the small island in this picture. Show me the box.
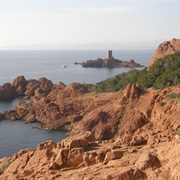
[75,50,144,68]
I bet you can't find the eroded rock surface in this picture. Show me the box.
[0,131,179,180]
[0,76,53,100]
[0,38,179,179]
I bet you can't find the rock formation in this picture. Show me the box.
[0,83,18,99]
[1,79,180,140]
[0,80,179,179]
[148,38,180,68]
[0,129,179,179]
[0,39,179,179]
[78,58,144,68]
[0,76,53,100]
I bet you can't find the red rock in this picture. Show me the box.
[135,152,160,170]
[60,131,95,149]
[66,148,84,167]
[12,76,27,95]
[0,83,18,99]
[57,83,88,99]
[54,148,69,168]
[4,110,18,120]
[130,135,147,146]
[148,38,180,68]
[103,149,123,164]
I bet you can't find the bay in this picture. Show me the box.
[0,49,155,158]
[0,98,67,158]
[0,120,67,158]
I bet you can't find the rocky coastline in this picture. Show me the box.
[76,58,144,68]
[0,39,179,179]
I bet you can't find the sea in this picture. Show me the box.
[0,49,155,158]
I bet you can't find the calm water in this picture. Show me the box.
[0,50,155,85]
[0,50,154,158]
[0,120,67,158]
[0,98,67,158]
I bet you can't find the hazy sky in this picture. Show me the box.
[0,0,180,49]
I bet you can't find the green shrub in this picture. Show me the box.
[168,93,180,99]
[159,102,166,107]
[176,128,180,136]
[87,52,180,92]
[0,160,10,174]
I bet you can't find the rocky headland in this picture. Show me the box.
[148,38,180,68]
[0,39,179,179]
[76,58,144,68]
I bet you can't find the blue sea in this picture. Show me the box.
[0,50,154,85]
[0,49,155,158]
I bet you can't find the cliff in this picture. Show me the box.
[148,38,180,68]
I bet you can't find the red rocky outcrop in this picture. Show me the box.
[0,76,54,100]
[0,131,179,179]
[0,83,18,99]
[12,76,27,95]
[0,39,179,179]
[148,38,180,68]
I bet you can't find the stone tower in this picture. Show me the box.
[107,50,112,59]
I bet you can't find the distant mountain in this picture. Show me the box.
[0,40,165,50]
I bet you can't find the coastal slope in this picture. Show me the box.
[148,38,180,68]
[0,84,179,179]
[0,39,180,179]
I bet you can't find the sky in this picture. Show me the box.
[0,0,180,50]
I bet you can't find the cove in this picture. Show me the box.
[0,120,67,158]
[0,98,67,158]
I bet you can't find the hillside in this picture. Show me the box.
[86,51,180,92]
[0,39,179,179]
[0,83,179,179]
[148,38,180,68]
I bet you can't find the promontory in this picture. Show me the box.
[0,39,179,180]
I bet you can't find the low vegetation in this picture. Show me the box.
[0,160,10,174]
[168,93,180,99]
[159,102,166,107]
[85,52,180,92]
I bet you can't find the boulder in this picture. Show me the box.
[83,149,108,166]
[59,131,96,149]
[65,148,84,167]
[103,149,123,164]
[135,152,161,170]
[54,148,69,168]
